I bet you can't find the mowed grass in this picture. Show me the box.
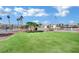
[0,32,79,53]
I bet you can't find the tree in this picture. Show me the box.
[77,23,79,25]
[7,15,11,29]
[19,16,24,26]
[18,16,24,27]
[38,23,42,27]
[16,16,24,31]
[16,18,20,28]
[0,17,2,24]
[0,17,2,20]
[0,17,2,29]
[26,22,39,31]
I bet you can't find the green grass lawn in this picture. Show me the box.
[0,32,79,53]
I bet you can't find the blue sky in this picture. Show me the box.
[0,6,79,25]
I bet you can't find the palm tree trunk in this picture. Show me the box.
[20,20,23,31]
[17,21,20,31]
[8,19,11,30]
[18,21,19,27]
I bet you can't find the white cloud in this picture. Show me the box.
[21,8,48,17]
[4,8,12,12]
[54,6,71,17]
[0,6,13,16]
[14,7,25,13]
[22,12,32,16]
[35,12,48,17]
[0,6,4,15]
[0,6,4,10]
[0,7,48,17]
[14,12,17,15]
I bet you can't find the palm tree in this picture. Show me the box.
[0,17,2,20]
[17,18,20,28]
[26,22,39,31]
[0,17,2,24]
[0,17,2,29]
[19,16,24,26]
[7,15,11,29]
[77,23,79,25]
[16,16,24,31]
[77,23,79,28]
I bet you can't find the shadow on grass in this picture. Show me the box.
[26,30,44,33]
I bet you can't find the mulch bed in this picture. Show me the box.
[0,33,13,37]
[0,32,14,40]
